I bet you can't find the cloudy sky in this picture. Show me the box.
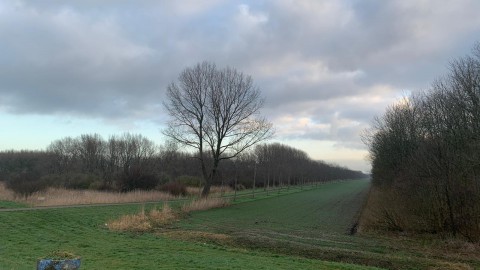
[1,0,479,172]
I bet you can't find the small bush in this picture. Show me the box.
[6,171,48,197]
[88,180,105,190]
[158,182,187,196]
[66,173,102,189]
[135,174,161,190]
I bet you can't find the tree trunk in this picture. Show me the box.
[201,179,212,197]
[201,157,220,197]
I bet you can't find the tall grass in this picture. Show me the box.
[0,182,176,207]
[182,197,230,213]
[107,203,178,232]
[107,211,152,232]
[0,182,231,208]
[186,186,233,196]
[0,182,16,201]
[108,197,230,233]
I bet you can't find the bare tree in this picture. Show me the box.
[363,42,480,240]
[163,62,273,196]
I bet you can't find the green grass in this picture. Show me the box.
[1,179,477,269]
[182,180,369,234]
[0,200,29,209]
[0,187,377,270]
[178,180,480,269]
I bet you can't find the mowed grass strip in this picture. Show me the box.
[180,180,370,234]
[0,198,378,269]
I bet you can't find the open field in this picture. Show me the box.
[1,179,478,269]
[175,180,480,269]
[0,180,378,270]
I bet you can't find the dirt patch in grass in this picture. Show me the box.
[231,231,476,270]
[161,230,235,246]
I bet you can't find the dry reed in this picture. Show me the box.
[0,182,16,201]
[107,203,178,232]
[186,185,233,196]
[149,203,178,227]
[107,212,152,232]
[1,184,176,207]
[181,197,230,213]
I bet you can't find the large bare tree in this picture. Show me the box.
[163,62,273,196]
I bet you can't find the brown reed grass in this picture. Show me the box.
[107,203,178,232]
[0,182,16,201]
[107,212,152,232]
[108,196,231,233]
[149,203,178,227]
[0,182,176,207]
[181,197,230,213]
[186,185,233,196]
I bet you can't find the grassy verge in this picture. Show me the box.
[0,200,29,209]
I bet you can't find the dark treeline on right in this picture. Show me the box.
[364,43,480,241]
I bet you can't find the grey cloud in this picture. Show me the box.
[1,0,480,159]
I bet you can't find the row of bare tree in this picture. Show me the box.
[364,43,480,241]
[0,135,366,197]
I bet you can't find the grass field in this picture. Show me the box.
[175,180,480,269]
[0,180,379,270]
[0,179,478,269]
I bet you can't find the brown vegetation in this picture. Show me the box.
[107,197,230,233]
[0,182,175,207]
[161,230,233,246]
[107,203,178,232]
[181,197,230,213]
[0,182,16,201]
[107,212,152,232]
[158,181,187,196]
[186,186,233,196]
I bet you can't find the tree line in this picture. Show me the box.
[364,43,480,241]
[0,134,366,197]
[0,61,366,198]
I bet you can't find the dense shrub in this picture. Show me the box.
[175,175,202,187]
[118,168,160,191]
[6,171,48,197]
[158,182,187,196]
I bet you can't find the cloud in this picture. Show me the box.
[1,0,480,171]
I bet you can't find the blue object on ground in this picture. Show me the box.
[37,258,81,270]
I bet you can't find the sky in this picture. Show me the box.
[1,0,480,173]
